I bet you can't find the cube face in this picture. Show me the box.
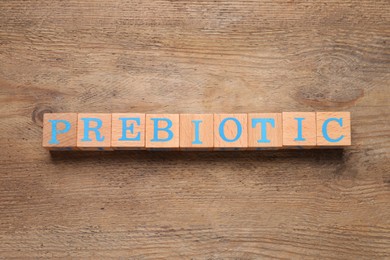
[180,114,213,149]
[248,113,282,148]
[111,113,145,149]
[214,114,248,149]
[42,113,78,150]
[77,113,112,151]
[145,114,179,149]
[316,112,351,146]
[282,112,316,147]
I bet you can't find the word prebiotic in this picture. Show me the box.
[42,112,351,151]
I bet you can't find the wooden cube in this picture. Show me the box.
[180,114,213,150]
[214,114,247,150]
[282,112,316,147]
[42,113,78,150]
[248,113,282,149]
[316,112,351,146]
[77,113,112,151]
[145,114,179,149]
[111,113,145,150]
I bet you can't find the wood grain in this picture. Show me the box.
[0,0,389,258]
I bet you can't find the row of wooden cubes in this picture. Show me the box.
[42,112,351,150]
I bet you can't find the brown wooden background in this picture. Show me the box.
[1,0,389,258]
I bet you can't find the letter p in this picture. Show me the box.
[49,119,71,145]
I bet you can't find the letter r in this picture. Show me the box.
[81,118,105,142]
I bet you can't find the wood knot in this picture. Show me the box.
[293,86,364,108]
[292,48,367,108]
[316,54,352,78]
[32,105,54,127]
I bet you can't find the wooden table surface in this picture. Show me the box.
[1,0,389,258]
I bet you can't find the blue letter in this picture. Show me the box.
[151,118,173,142]
[219,117,242,142]
[251,118,275,143]
[81,118,104,142]
[192,120,203,144]
[322,118,344,143]
[119,117,141,141]
[49,119,71,145]
[294,117,306,141]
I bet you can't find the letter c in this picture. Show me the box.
[322,118,344,143]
